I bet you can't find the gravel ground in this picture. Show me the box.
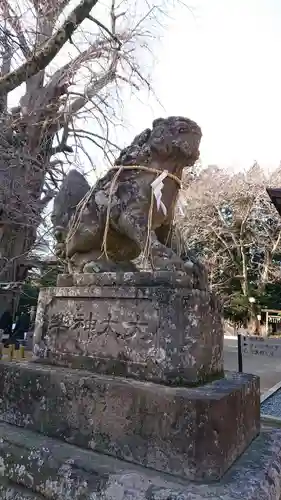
[261,390,281,417]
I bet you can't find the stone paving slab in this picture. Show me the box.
[261,387,281,418]
[0,421,280,499]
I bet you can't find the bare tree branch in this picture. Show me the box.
[61,53,119,124]
[179,163,281,302]
[0,23,12,111]
[0,0,100,95]
[0,0,174,315]
[0,0,31,58]
[87,14,121,48]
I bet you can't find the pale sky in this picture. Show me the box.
[8,0,281,174]
[124,0,281,171]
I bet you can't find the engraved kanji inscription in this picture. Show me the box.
[47,299,159,344]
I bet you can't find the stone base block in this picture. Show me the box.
[0,421,279,500]
[33,272,223,385]
[0,477,44,500]
[0,362,260,481]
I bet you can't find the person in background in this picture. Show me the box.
[10,310,30,349]
[0,309,13,346]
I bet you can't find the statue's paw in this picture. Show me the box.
[170,262,188,272]
[151,257,186,272]
[83,261,102,273]
[183,260,194,271]
[55,243,66,258]
[115,261,138,272]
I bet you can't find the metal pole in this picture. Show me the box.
[238,334,243,373]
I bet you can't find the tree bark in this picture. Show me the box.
[0,148,44,317]
[0,0,99,96]
[0,0,138,316]
[240,242,249,297]
[0,227,35,317]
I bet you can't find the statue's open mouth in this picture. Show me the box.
[175,136,201,162]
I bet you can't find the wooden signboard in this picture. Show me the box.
[241,335,281,358]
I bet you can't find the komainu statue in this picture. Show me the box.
[52,116,203,276]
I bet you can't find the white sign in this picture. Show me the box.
[268,315,281,323]
[242,335,281,357]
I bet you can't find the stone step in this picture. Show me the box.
[0,475,44,499]
[0,420,130,499]
[0,420,280,499]
[0,361,259,482]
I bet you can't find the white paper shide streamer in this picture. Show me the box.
[177,192,185,216]
[151,170,168,216]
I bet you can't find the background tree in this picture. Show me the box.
[178,162,281,324]
[0,0,174,315]
[18,259,62,315]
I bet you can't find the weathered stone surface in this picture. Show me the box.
[0,422,103,499]
[0,421,279,499]
[33,272,223,386]
[0,476,44,499]
[0,362,259,481]
[52,116,202,275]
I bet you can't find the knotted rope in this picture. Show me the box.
[66,165,183,263]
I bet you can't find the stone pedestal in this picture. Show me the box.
[0,362,260,482]
[0,269,262,490]
[33,272,223,386]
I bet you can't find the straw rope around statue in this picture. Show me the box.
[65,165,183,264]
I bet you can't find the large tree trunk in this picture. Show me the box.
[0,227,35,317]
[0,0,126,316]
[0,5,68,315]
[0,133,50,316]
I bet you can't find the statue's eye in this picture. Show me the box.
[153,127,164,139]
[178,127,187,133]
